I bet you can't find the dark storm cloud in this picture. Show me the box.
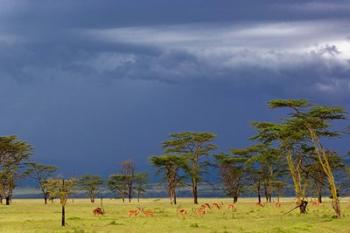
[0,0,349,175]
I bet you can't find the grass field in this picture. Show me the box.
[0,198,350,233]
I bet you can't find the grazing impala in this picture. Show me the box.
[256,202,265,207]
[227,204,236,210]
[128,208,140,217]
[177,208,188,218]
[212,202,221,209]
[195,207,207,217]
[93,207,104,216]
[141,209,154,217]
[311,199,320,206]
[201,203,211,210]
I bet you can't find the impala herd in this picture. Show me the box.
[92,201,235,218]
[127,207,154,217]
[127,201,235,218]
[92,200,322,218]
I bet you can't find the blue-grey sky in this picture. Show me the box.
[1,0,350,176]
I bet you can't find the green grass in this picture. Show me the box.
[0,198,350,233]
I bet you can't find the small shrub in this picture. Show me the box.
[109,220,123,225]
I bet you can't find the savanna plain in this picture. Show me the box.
[0,198,350,233]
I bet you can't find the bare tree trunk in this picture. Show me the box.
[168,179,174,204]
[61,205,65,227]
[267,183,272,203]
[264,184,269,202]
[5,196,10,205]
[332,198,341,218]
[192,178,198,204]
[128,187,132,203]
[173,191,177,205]
[169,189,173,204]
[90,194,95,203]
[286,149,302,205]
[318,192,322,203]
[100,197,104,209]
[308,128,341,218]
[316,181,322,203]
[43,191,49,205]
[257,180,261,204]
[329,178,340,217]
[315,176,323,203]
[233,196,238,203]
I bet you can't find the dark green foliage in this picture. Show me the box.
[78,175,103,203]
[215,153,247,202]
[134,172,148,202]
[162,131,217,204]
[269,99,309,110]
[0,136,32,205]
[26,163,57,204]
[266,98,347,217]
[121,160,135,202]
[232,143,286,203]
[44,178,76,226]
[150,154,185,204]
[108,174,128,202]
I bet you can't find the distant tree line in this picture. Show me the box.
[0,99,349,220]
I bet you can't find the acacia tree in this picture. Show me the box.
[150,155,184,204]
[269,99,346,218]
[303,151,344,204]
[163,132,216,204]
[230,148,261,203]
[134,172,148,202]
[0,136,32,205]
[108,174,128,202]
[252,121,310,213]
[25,163,57,204]
[246,165,263,204]
[121,160,135,202]
[304,154,326,203]
[46,178,76,227]
[258,148,285,203]
[78,175,103,203]
[215,153,246,203]
[233,144,285,203]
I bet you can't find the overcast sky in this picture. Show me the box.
[1,0,349,176]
